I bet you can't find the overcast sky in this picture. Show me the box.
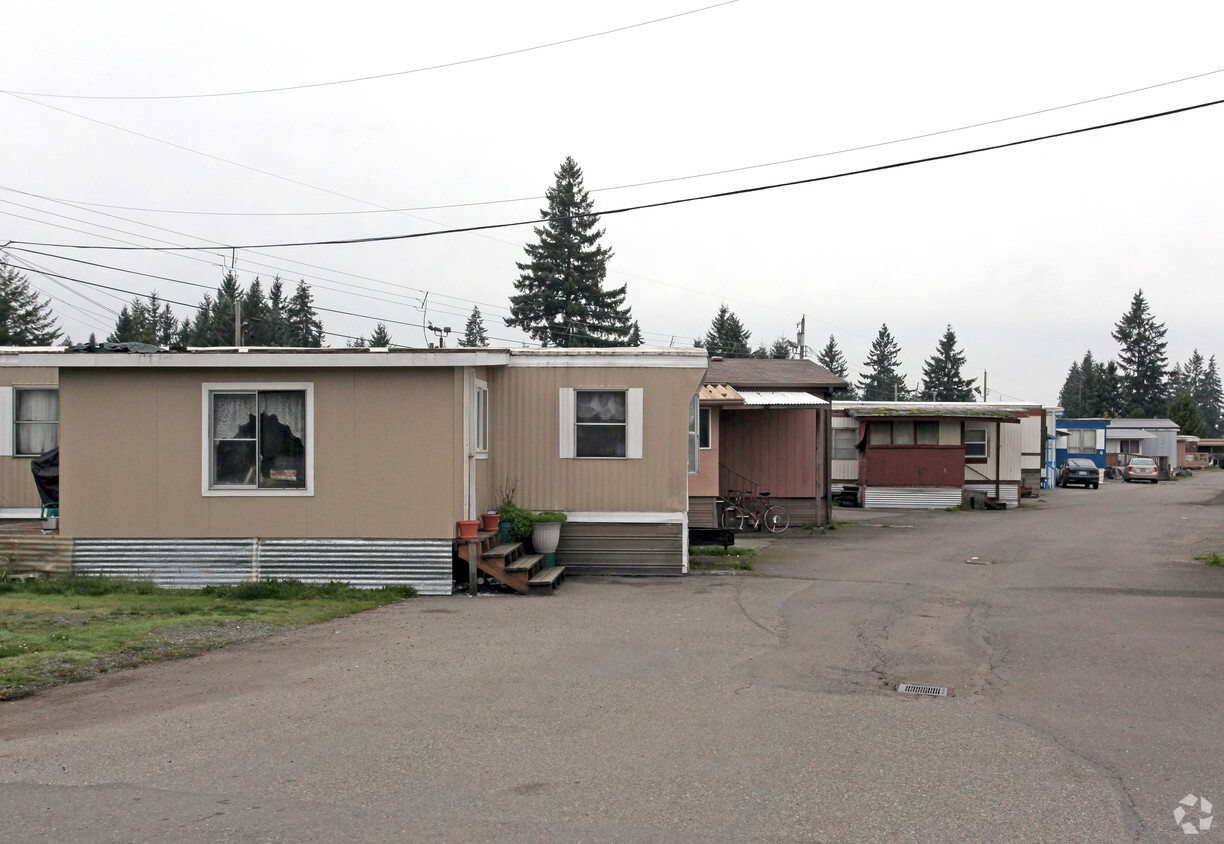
[3,1,1222,405]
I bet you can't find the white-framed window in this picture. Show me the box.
[13,386,58,457]
[965,425,988,460]
[688,394,700,474]
[699,407,712,450]
[833,428,858,460]
[474,380,489,456]
[559,387,643,459]
[1068,429,1096,455]
[202,383,313,496]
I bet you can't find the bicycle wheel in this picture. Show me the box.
[763,505,790,533]
[721,506,746,530]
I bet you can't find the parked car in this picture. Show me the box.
[1123,456,1159,483]
[1056,458,1100,489]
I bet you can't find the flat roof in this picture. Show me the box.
[702,358,846,391]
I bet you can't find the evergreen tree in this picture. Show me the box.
[816,334,856,399]
[1168,392,1207,437]
[505,157,632,346]
[703,304,752,358]
[285,281,324,346]
[1058,359,1084,416]
[264,277,293,346]
[769,337,793,359]
[858,324,908,401]
[1199,356,1223,436]
[1111,290,1169,417]
[626,321,643,347]
[0,261,61,345]
[107,292,178,345]
[917,325,976,401]
[241,277,270,345]
[1099,359,1123,417]
[459,306,489,348]
[367,322,392,347]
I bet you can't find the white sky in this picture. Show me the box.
[3,0,1223,405]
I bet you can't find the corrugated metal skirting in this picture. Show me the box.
[0,536,74,578]
[556,522,685,576]
[72,538,453,595]
[965,483,1021,508]
[863,487,963,509]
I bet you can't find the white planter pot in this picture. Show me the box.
[531,521,562,554]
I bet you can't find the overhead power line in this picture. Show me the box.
[3,2,740,101]
[11,94,1224,254]
[9,64,1222,218]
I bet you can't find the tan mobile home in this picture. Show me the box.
[1,346,707,592]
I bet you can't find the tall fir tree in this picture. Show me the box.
[285,281,324,347]
[1111,290,1168,417]
[768,337,793,359]
[240,277,270,345]
[458,306,489,348]
[858,324,908,401]
[703,304,752,358]
[917,325,976,401]
[264,277,293,345]
[1199,356,1223,436]
[0,261,62,345]
[816,334,856,399]
[505,157,632,346]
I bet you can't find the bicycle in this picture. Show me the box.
[720,489,790,533]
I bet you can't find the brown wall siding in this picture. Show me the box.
[488,365,703,513]
[0,367,59,509]
[61,367,462,539]
[718,408,818,497]
[863,445,963,488]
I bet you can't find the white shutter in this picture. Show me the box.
[559,387,575,458]
[0,387,12,457]
[626,387,643,459]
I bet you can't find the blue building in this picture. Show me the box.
[1054,418,1109,469]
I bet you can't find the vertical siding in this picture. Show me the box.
[487,365,704,513]
[718,408,817,497]
[998,421,1022,481]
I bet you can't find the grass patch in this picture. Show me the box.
[944,504,970,512]
[0,576,415,700]
[1196,551,1224,567]
[689,546,758,571]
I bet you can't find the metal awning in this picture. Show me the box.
[737,391,828,407]
[1106,429,1156,440]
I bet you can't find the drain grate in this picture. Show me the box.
[897,683,952,697]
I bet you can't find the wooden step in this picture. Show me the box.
[482,542,524,560]
[528,566,565,594]
[504,554,543,576]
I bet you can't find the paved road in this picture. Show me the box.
[3,473,1223,842]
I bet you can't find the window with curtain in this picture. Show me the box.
[575,389,627,458]
[14,387,58,456]
[833,428,858,460]
[965,425,988,460]
[1068,429,1096,454]
[209,388,308,490]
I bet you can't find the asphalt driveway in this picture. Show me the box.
[3,472,1223,842]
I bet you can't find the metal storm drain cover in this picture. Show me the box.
[897,683,952,697]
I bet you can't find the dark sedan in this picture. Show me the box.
[1057,458,1100,489]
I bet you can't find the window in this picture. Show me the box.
[892,421,915,445]
[868,421,890,445]
[559,387,642,459]
[204,384,312,494]
[474,381,488,455]
[688,394,700,474]
[1068,429,1096,455]
[833,428,858,460]
[916,421,939,445]
[14,387,58,456]
[965,425,988,460]
[699,407,712,449]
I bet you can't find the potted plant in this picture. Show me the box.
[497,502,534,545]
[480,511,500,533]
[530,510,567,567]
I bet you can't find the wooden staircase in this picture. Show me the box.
[455,531,566,595]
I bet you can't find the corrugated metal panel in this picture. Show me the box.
[73,538,453,594]
[737,391,828,407]
[863,487,962,509]
[965,483,1021,508]
[556,521,685,576]
[0,536,73,577]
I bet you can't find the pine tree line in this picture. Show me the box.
[1058,290,1222,436]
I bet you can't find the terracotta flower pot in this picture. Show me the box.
[457,520,479,541]
[480,512,500,532]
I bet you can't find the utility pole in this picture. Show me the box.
[982,370,988,402]
[234,300,242,346]
[796,315,806,359]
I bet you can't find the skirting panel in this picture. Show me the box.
[863,487,962,509]
[556,521,685,576]
[965,482,1021,509]
[72,538,454,595]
